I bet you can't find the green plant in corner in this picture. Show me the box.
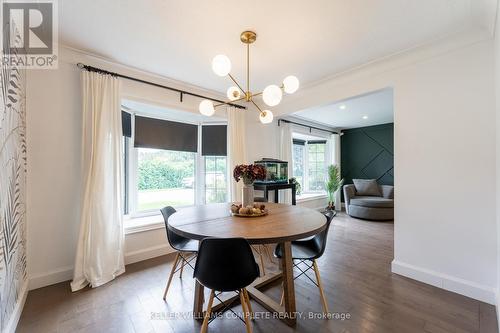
[325,164,344,211]
[289,177,302,195]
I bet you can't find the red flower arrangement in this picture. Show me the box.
[233,164,266,185]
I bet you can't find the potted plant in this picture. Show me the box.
[233,164,267,207]
[289,177,302,195]
[325,164,344,211]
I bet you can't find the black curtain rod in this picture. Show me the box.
[76,63,246,110]
[278,119,338,135]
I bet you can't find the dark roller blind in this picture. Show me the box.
[293,139,305,145]
[121,111,132,137]
[202,125,227,156]
[134,115,198,152]
[307,140,327,144]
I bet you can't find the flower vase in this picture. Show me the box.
[242,182,254,207]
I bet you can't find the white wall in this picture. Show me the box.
[269,30,497,304]
[26,59,82,289]
[494,0,500,321]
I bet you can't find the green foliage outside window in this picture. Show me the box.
[138,149,194,190]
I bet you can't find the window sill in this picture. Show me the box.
[124,214,164,235]
[296,193,328,203]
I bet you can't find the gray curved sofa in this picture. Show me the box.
[343,181,394,221]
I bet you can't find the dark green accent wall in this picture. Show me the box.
[341,123,394,187]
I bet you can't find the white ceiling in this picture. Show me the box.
[59,1,494,94]
[293,88,394,129]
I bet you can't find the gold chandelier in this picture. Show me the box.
[199,31,300,124]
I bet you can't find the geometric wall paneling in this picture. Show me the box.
[341,123,394,188]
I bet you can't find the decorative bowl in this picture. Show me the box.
[230,203,268,218]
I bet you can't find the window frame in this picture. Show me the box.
[291,131,331,197]
[204,155,228,204]
[123,111,229,219]
[292,142,305,191]
[306,141,327,192]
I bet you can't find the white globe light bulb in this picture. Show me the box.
[226,86,241,101]
[199,100,215,116]
[212,54,231,77]
[259,110,274,124]
[283,75,299,94]
[262,85,282,107]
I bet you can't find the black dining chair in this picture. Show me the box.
[194,237,260,333]
[274,210,335,314]
[160,206,199,301]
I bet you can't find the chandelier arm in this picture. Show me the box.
[213,96,246,108]
[250,99,264,113]
[227,73,246,94]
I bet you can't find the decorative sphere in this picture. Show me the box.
[262,84,282,107]
[283,75,299,94]
[259,110,274,124]
[226,86,241,101]
[199,100,215,116]
[212,54,231,77]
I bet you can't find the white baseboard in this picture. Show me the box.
[496,290,500,333]
[29,245,175,291]
[124,244,174,265]
[4,281,28,333]
[29,265,74,290]
[392,260,496,305]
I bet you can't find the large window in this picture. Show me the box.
[292,143,305,187]
[136,148,196,211]
[122,107,229,217]
[308,142,326,191]
[205,156,227,203]
[292,137,328,195]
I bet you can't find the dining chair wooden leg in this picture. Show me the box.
[239,289,252,333]
[312,259,329,314]
[179,255,186,278]
[163,252,180,300]
[279,284,284,306]
[201,289,215,333]
[243,288,253,320]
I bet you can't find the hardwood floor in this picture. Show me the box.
[17,212,498,333]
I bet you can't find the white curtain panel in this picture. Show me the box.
[227,106,246,202]
[279,122,293,204]
[71,71,125,292]
[330,133,342,210]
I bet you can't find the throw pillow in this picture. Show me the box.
[353,179,381,196]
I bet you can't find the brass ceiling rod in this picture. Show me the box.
[278,119,339,135]
[76,63,247,110]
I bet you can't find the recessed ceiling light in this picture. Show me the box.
[339,104,346,110]
[362,115,368,120]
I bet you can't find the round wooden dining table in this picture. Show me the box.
[168,202,327,326]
